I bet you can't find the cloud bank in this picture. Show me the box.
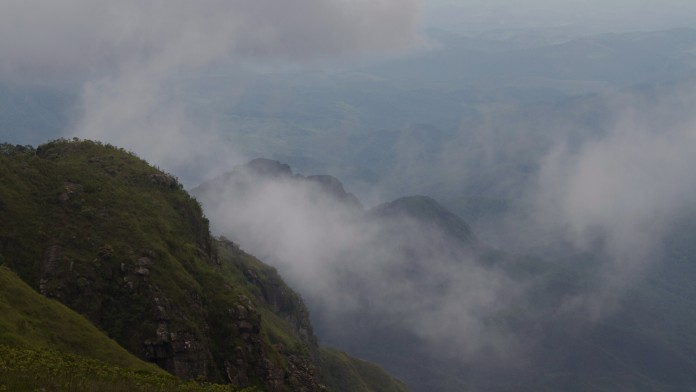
[193,163,533,364]
[0,0,419,77]
[0,0,420,182]
[192,79,696,369]
[424,0,696,34]
[532,83,696,317]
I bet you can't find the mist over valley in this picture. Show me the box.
[2,1,696,391]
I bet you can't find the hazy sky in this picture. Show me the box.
[0,0,420,179]
[424,0,696,34]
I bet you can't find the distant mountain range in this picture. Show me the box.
[193,156,696,392]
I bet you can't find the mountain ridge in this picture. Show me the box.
[0,139,407,392]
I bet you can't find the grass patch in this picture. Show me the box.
[0,266,160,372]
[0,344,257,391]
[320,347,409,392]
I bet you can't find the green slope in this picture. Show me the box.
[0,265,159,372]
[0,343,252,392]
[0,266,253,391]
[0,139,406,392]
[320,347,409,392]
[0,139,321,389]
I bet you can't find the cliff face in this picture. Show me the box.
[0,140,328,391]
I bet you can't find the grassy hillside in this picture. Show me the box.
[0,140,320,389]
[0,343,253,391]
[319,348,408,392]
[0,139,406,392]
[0,266,159,371]
[0,266,256,391]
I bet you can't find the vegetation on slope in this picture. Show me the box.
[0,139,323,389]
[0,266,160,372]
[0,266,257,390]
[0,139,406,391]
[319,347,408,392]
[0,344,256,392]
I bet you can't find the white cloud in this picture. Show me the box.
[0,0,421,182]
[533,83,696,316]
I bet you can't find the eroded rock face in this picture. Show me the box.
[136,266,326,391]
[222,297,266,386]
[34,228,326,390]
[139,270,215,381]
[286,355,328,392]
[41,245,63,275]
[243,268,319,360]
[39,245,64,296]
[134,257,152,276]
[144,327,211,381]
